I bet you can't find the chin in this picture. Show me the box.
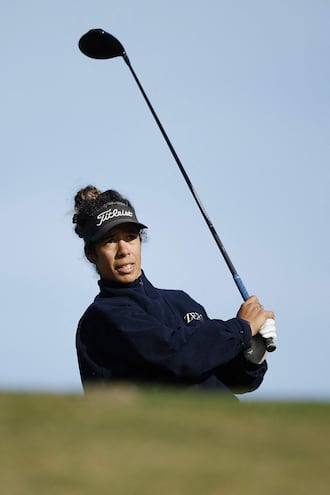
[117,271,140,284]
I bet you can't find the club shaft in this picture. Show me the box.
[122,53,275,352]
[124,55,248,291]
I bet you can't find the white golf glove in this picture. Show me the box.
[259,318,277,344]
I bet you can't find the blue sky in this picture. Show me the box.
[1,1,329,400]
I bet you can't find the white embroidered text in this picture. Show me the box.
[96,208,133,226]
[184,312,204,324]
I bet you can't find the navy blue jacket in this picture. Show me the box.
[76,271,267,396]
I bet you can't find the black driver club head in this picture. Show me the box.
[78,29,125,59]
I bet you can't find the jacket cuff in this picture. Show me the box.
[231,317,252,350]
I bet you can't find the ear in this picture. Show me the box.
[86,253,97,264]
[84,244,97,264]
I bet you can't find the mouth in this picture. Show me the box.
[116,263,135,274]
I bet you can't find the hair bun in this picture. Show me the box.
[74,185,100,212]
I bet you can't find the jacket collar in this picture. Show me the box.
[98,270,156,296]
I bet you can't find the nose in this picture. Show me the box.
[116,239,130,258]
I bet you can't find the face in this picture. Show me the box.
[89,224,142,284]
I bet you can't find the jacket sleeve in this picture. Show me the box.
[215,353,268,393]
[80,301,254,381]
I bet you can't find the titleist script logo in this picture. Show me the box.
[184,312,204,324]
[96,207,133,226]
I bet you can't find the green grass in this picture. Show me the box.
[0,387,329,494]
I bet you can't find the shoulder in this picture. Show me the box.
[159,288,207,315]
[78,298,124,329]
[161,288,200,304]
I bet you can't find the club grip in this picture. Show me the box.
[233,274,250,300]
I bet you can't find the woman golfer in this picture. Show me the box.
[73,185,276,398]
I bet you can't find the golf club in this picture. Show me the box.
[78,28,276,357]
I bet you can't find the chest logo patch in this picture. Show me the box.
[184,312,204,324]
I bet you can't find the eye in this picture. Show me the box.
[126,233,139,242]
[104,236,116,244]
